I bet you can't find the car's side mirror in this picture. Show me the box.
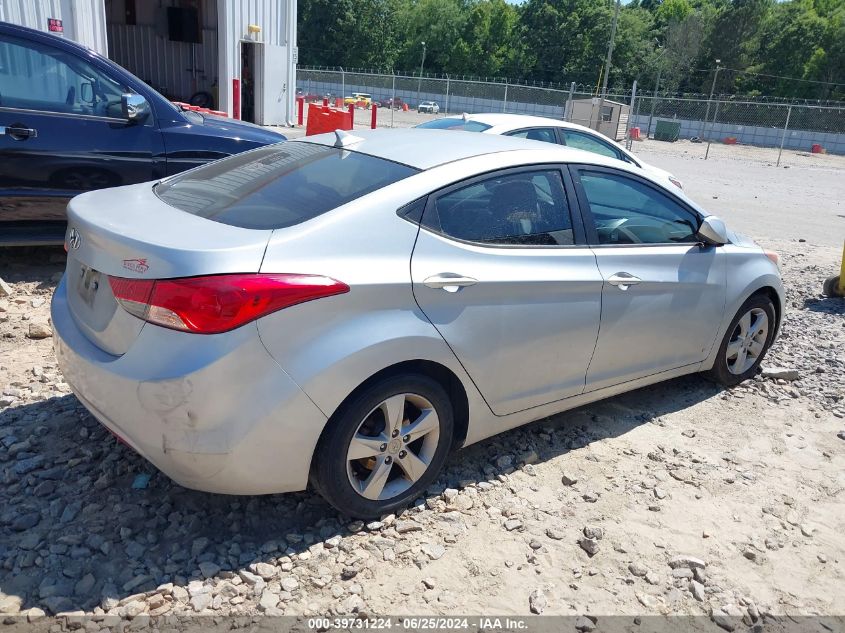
[121,93,150,122]
[80,82,94,104]
[697,215,729,246]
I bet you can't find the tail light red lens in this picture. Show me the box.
[108,273,349,334]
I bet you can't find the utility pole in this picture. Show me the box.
[646,41,667,139]
[646,65,662,139]
[417,41,427,104]
[701,60,721,139]
[597,0,621,133]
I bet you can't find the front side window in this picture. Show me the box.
[563,131,622,160]
[0,37,126,118]
[578,170,699,245]
[505,128,558,144]
[426,170,575,246]
[155,142,419,229]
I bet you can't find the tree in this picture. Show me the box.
[755,0,826,97]
[519,0,615,85]
[802,1,845,99]
[297,0,403,69]
[451,0,524,77]
[609,6,657,89]
[394,0,470,74]
[696,0,774,93]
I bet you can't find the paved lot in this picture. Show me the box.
[0,112,843,627]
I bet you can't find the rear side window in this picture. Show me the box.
[416,118,492,132]
[505,128,558,144]
[426,169,575,246]
[155,143,419,229]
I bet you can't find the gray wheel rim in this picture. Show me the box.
[346,393,440,501]
[726,307,768,375]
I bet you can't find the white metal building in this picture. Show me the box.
[0,0,297,126]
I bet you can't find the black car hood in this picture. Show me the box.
[196,112,287,144]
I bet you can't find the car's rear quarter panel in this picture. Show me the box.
[255,171,491,428]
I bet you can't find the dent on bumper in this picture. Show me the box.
[51,276,328,495]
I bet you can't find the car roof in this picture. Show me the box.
[1,20,93,56]
[295,128,636,172]
[456,112,613,136]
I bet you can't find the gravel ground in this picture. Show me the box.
[1,236,843,629]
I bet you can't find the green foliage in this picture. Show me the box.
[297,0,845,99]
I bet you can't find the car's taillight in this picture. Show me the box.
[108,273,349,334]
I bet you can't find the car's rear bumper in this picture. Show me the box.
[51,276,327,495]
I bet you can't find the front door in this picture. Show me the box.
[0,35,160,237]
[571,166,726,391]
[411,166,604,416]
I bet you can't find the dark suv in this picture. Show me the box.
[0,22,286,245]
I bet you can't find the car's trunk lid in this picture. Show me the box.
[64,182,272,356]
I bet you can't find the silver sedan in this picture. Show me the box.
[52,129,784,518]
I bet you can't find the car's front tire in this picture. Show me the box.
[705,293,776,386]
[312,374,454,519]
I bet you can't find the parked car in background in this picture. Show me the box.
[379,97,405,110]
[418,101,440,114]
[0,21,285,246]
[296,88,321,102]
[344,93,372,108]
[53,128,783,518]
[416,113,683,190]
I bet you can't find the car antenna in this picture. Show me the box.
[334,129,364,148]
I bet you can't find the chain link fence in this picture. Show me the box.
[297,68,845,162]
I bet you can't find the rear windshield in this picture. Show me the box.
[154,142,419,229]
[416,118,492,132]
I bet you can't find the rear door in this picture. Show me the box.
[0,34,162,237]
[410,166,604,416]
[570,165,726,391]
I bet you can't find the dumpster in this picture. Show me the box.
[654,120,681,142]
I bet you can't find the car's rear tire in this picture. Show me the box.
[312,374,454,519]
[704,293,776,386]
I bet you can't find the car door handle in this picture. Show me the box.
[2,124,38,141]
[608,272,641,290]
[423,274,478,292]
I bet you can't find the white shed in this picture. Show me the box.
[567,97,630,141]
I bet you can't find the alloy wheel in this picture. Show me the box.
[346,393,440,501]
[726,307,769,375]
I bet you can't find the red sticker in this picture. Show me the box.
[122,258,149,274]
